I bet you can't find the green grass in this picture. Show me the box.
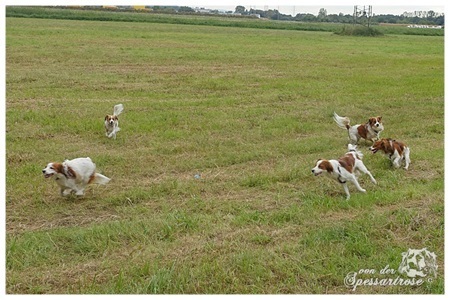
[5,17,444,294]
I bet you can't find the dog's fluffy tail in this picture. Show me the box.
[89,173,111,185]
[113,104,124,116]
[333,112,351,130]
[348,144,364,159]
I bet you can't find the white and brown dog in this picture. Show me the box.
[369,138,411,170]
[311,144,377,200]
[42,157,110,196]
[105,104,124,139]
[333,112,383,145]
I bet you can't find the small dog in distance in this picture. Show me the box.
[105,104,124,139]
[333,112,383,145]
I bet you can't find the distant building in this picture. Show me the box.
[194,7,212,14]
[407,24,443,29]
[402,11,444,18]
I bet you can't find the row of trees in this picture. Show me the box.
[118,5,443,26]
[234,6,444,26]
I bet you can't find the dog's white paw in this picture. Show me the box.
[61,189,72,196]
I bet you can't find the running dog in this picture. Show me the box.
[105,103,124,139]
[43,157,110,196]
[333,112,383,145]
[311,144,377,200]
[370,138,411,170]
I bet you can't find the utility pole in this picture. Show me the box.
[353,5,373,28]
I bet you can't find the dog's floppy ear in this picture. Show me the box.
[319,160,334,173]
[52,163,64,174]
[105,115,109,121]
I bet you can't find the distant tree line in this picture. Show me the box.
[61,5,444,26]
[235,6,444,26]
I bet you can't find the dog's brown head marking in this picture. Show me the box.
[371,138,406,156]
[367,116,383,130]
[105,115,118,120]
[51,162,64,174]
[318,160,334,173]
[368,117,381,126]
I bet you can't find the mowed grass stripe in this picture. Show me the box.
[6,17,444,293]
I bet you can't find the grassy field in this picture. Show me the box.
[5,16,444,294]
